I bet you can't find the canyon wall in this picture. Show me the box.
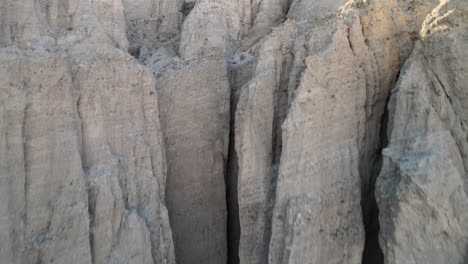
[0,1,174,263]
[376,1,468,263]
[0,0,467,264]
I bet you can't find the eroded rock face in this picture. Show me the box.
[231,0,441,263]
[234,21,297,264]
[376,1,468,263]
[155,54,230,264]
[123,0,183,61]
[0,47,92,264]
[0,1,174,264]
[72,44,174,264]
[1,0,467,264]
[267,18,367,264]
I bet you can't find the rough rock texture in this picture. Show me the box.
[287,0,346,22]
[267,18,367,264]
[155,54,230,264]
[0,47,92,264]
[231,0,441,263]
[179,1,239,58]
[234,21,296,264]
[123,0,183,61]
[143,1,234,263]
[72,44,174,264]
[1,0,467,264]
[0,1,174,264]
[376,0,468,263]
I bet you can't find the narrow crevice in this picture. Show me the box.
[86,176,96,264]
[361,195,384,264]
[226,57,256,264]
[264,53,295,262]
[226,133,240,264]
[361,82,393,264]
[226,71,241,264]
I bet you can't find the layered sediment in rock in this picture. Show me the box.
[0,47,93,264]
[234,21,296,264]
[155,54,230,264]
[0,1,174,264]
[1,0,467,264]
[232,0,441,263]
[148,2,234,263]
[267,18,367,263]
[376,1,468,263]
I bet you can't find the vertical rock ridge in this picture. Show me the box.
[0,1,175,264]
[226,43,256,264]
[155,54,230,264]
[234,20,297,264]
[376,1,468,263]
[265,1,440,263]
[1,1,467,264]
[268,20,366,263]
[72,45,174,263]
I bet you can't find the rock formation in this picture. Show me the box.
[155,54,230,264]
[1,1,173,263]
[376,0,468,263]
[0,0,467,264]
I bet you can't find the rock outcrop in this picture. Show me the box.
[376,0,468,263]
[1,0,467,264]
[123,0,183,60]
[232,0,441,263]
[234,21,297,264]
[0,1,174,264]
[155,54,230,264]
[0,45,93,264]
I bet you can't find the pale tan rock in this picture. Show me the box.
[0,47,92,264]
[264,0,439,263]
[90,0,129,50]
[179,0,241,58]
[339,0,439,220]
[1,0,467,264]
[226,38,256,264]
[268,19,366,264]
[160,4,244,263]
[250,0,291,36]
[287,0,347,21]
[70,42,174,264]
[155,55,230,264]
[16,0,129,50]
[234,21,296,264]
[237,0,262,37]
[108,211,154,264]
[0,1,175,264]
[376,0,468,263]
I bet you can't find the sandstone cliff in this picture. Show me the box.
[1,1,174,263]
[0,0,467,264]
[376,0,468,263]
